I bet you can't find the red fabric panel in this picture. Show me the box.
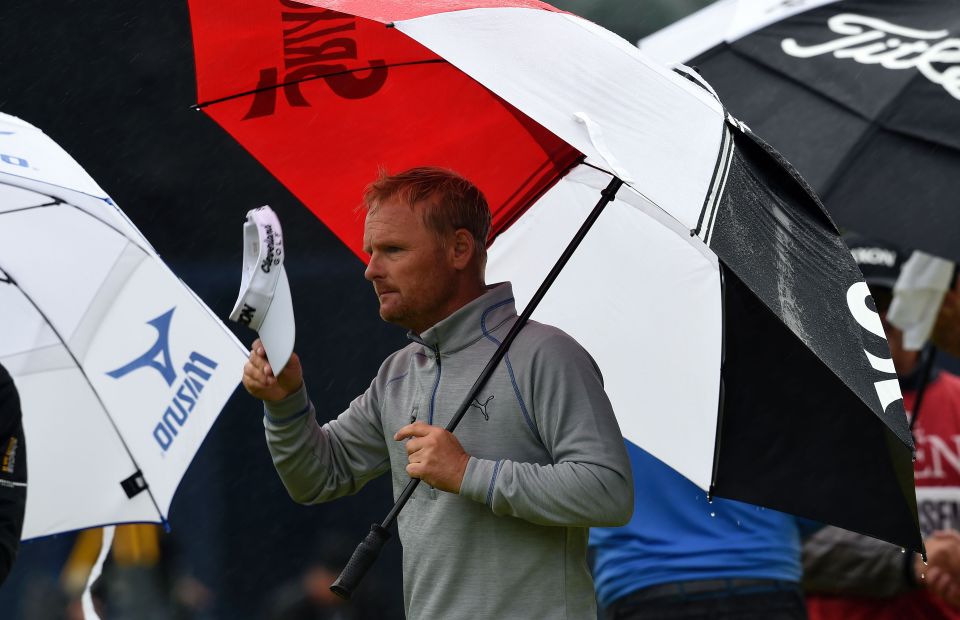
[294,0,564,24]
[190,0,579,261]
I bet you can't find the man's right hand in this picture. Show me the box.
[242,338,303,402]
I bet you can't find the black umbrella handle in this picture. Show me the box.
[330,174,624,600]
[329,523,391,599]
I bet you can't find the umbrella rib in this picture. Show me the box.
[0,269,167,526]
[0,200,62,217]
[2,196,152,252]
[193,58,448,110]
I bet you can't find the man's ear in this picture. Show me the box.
[450,228,475,270]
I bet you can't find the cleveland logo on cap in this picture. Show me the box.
[230,205,296,373]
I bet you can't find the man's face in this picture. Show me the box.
[362,198,457,333]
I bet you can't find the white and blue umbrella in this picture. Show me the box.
[0,112,247,540]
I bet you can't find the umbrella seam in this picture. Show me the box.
[193,59,447,109]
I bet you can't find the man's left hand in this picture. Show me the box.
[394,422,470,494]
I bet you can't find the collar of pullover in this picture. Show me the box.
[408,282,517,355]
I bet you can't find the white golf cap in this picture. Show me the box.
[229,205,295,373]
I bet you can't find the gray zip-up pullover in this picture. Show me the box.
[264,282,633,619]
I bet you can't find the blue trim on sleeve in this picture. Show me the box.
[480,300,542,444]
[486,459,504,507]
[264,405,311,426]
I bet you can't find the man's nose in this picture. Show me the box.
[364,255,382,281]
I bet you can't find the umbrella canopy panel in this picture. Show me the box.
[0,113,247,539]
[488,164,723,492]
[642,0,960,262]
[190,0,580,259]
[703,127,919,550]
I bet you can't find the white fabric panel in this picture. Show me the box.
[19,368,156,539]
[83,257,245,514]
[0,282,59,363]
[0,205,128,347]
[396,8,725,231]
[640,0,841,65]
[0,184,53,212]
[487,167,722,491]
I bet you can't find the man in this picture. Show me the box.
[804,234,960,619]
[0,362,26,585]
[243,167,633,619]
[590,447,809,619]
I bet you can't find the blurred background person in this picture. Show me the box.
[263,531,385,620]
[804,234,960,619]
[0,362,26,585]
[590,453,810,618]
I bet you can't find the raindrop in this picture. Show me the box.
[710,512,716,518]
[901,547,906,554]
[736,520,741,527]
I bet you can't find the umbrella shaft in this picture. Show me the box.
[382,174,624,528]
[333,175,624,600]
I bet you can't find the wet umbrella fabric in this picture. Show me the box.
[0,112,247,539]
[189,0,921,551]
[641,0,960,263]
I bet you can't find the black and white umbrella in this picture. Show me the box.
[642,0,960,263]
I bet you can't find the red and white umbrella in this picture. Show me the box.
[189,0,922,571]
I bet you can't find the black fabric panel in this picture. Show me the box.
[711,127,912,445]
[0,364,25,586]
[826,128,960,262]
[689,0,960,262]
[692,41,869,191]
[714,267,921,552]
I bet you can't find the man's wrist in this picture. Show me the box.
[263,383,310,422]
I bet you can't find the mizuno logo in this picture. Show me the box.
[782,14,960,101]
[107,308,177,386]
[0,154,28,168]
[105,307,221,453]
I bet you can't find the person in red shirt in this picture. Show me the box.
[804,235,960,619]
